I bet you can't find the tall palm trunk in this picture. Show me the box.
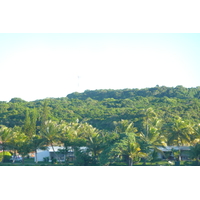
[22,156,25,165]
[93,149,98,165]
[64,148,68,165]
[35,149,38,163]
[178,133,182,162]
[129,157,133,166]
[12,150,17,163]
[51,143,60,163]
[197,155,199,165]
[178,149,182,161]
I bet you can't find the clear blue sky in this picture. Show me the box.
[1,33,200,102]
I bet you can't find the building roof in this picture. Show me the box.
[47,146,65,152]
[158,146,190,152]
[37,146,88,153]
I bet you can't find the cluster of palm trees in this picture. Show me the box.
[1,107,200,165]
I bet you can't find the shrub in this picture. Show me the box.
[43,157,49,162]
[0,151,12,162]
[52,158,57,164]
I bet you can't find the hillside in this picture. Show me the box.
[1,86,200,131]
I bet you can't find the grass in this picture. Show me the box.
[0,158,75,166]
[0,158,198,166]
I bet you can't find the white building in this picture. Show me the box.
[35,146,66,162]
[34,146,89,162]
[157,146,190,160]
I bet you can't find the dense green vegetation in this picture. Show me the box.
[1,86,200,165]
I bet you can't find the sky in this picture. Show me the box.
[1,33,200,102]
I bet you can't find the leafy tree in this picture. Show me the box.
[189,143,200,165]
[10,126,33,164]
[9,98,26,103]
[40,100,51,133]
[0,125,12,162]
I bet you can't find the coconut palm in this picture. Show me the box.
[32,135,46,163]
[113,119,137,135]
[79,122,105,165]
[40,120,61,162]
[139,126,167,162]
[57,121,84,164]
[166,117,194,161]
[106,120,147,165]
[99,130,120,165]
[140,107,158,138]
[191,123,200,145]
[108,132,147,166]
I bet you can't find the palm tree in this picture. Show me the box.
[167,117,194,161]
[137,116,167,164]
[109,120,147,165]
[57,121,84,164]
[108,132,147,166]
[128,142,147,166]
[40,120,61,162]
[99,130,120,166]
[113,119,137,135]
[138,126,167,162]
[191,123,200,145]
[79,122,104,165]
[32,135,46,163]
[141,107,158,138]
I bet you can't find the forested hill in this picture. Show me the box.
[67,86,200,100]
[1,85,200,132]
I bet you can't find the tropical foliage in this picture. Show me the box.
[1,86,200,165]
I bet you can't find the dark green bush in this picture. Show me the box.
[43,157,49,162]
[0,151,12,162]
[183,161,192,166]
[3,155,12,162]
[52,158,57,164]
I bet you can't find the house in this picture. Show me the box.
[35,146,66,162]
[34,146,89,162]
[157,146,191,160]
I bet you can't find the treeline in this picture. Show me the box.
[1,87,200,132]
[67,85,200,100]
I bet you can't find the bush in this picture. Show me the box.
[191,161,199,166]
[183,161,192,166]
[43,157,49,162]
[74,150,95,166]
[0,151,12,162]
[52,158,57,164]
